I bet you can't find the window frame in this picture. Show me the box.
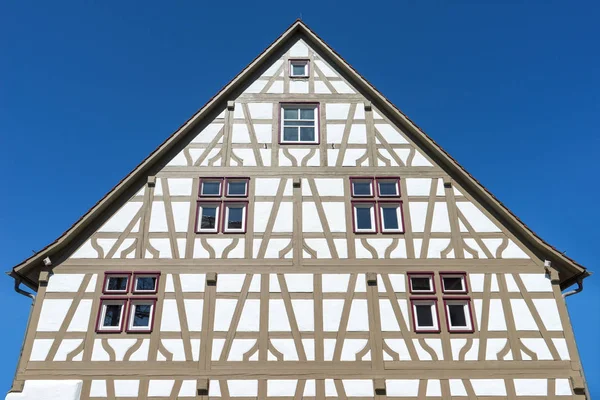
[221,201,249,233]
[289,59,309,78]
[407,272,436,294]
[225,177,250,198]
[376,177,401,198]
[96,297,128,333]
[102,272,132,295]
[195,201,222,233]
[126,298,157,333]
[350,177,375,198]
[198,178,223,198]
[440,272,469,294]
[279,103,320,145]
[410,297,441,333]
[443,297,474,333]
[351,201,378,234]
[132,272,161,295]
[378,201,405,233]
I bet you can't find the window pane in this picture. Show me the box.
[202,181,220,196]
[107,277,128,291]
[356,207,372,230]
[443,277,464,291]
[415,304,434,327]
[353,181,371,196]
[448,304,467,327]
[283,127,298,141]
[300,108,314,119]
[228,181,247,196]
[201,206,217,229]
[132,304,151,327]
[292,64,306,76]
[136,277,156,291]
[103,304,122,327]
[227,207,244,229]
[379,181,398,196]
[300,127,315,142]
[411,277,431,291]
[382,207,399,229]
[283,108,298,119]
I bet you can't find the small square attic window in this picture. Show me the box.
[290,60,309,77]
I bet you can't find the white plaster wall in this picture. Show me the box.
[46,274,84,292]
[98,202,142,233]
[6,380,83,400]
[37,299,72,332]
[67,299,92,332]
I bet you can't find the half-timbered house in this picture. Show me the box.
[6,20,591,400]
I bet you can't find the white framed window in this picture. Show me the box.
[379,202,404,233]
[441,273,468,294]
[97,299,126,332]
[132,273,159,294]
[199,179,222,197]
[103,274,130,294]
[351,178,374,197]
[226,178,249,197]
[127,299,156,332]
[281,104,318,144]
[411,299,440,333]
[223,202,247,233]
[290,60,309,78]
[376,178,400,197]
[352,202,377,233]
[196,202,221,233]
[445,299,473,332]
[408,273,435,293]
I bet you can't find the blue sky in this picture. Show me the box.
[1,0,598,396]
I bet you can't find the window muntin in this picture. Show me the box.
[445,299,473,332]
[377,178,400,197]
[281,105,318,144]
[408,273,435,294]
[352,202,376,233]
[441,273,468,294]
[103,273,130,294]
[97,299,126,332]
[127,299,156,332]
[351,178,374,197]
[132,273,159,294]
[223,202,248,233]
[290,60,309,77]
[196,202,221,233]
[200,179,222,197]
[379,202,404,233]
[226,179,249,197]
[411,299,440,332]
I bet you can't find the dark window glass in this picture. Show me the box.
[292,64,306,76]
[448,304,467,327]
[382,207,399,229]
[202,181,221,196]
[136,277,156,291]
[415,304,434,327]
[132,304,151,327]
[353,181,371,196]
[227,207,244,229]
[411,277,432,292]
[443,277,464,291]
[201,206,217,229]
[379,181,398,196]
[356,207,372,230]
[300,127,315,141]
[300,108,314,119]
[283,108,298,119]
[283,127,298,141]
[107,277,128,291]
[103,304,122,327]
[228,181,247,196]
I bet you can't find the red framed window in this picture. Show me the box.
[196,178,250,233]
[440,272,468,294]
[407,272,435,294]
[444,297,474,333]
[96,272,160,334]
[410,297,440,333]
[350,177,404,234]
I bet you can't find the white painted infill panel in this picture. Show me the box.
[37,299,72,332]
[98,202,142,233]
[5,380,83,400]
